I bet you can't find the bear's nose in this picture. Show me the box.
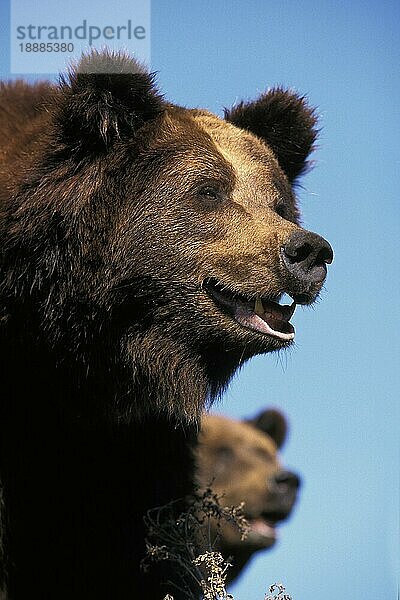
[281,230,333,284]
[273,470,301,491]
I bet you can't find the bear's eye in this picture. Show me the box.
[215,445,234,461]
[197,185,223,204]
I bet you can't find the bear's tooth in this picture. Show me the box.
[254,296,264,316]
[281,301,297,320]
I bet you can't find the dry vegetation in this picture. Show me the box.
[143,488,292,600]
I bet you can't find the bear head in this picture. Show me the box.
[195,409,300,582]
[1,51,332,424]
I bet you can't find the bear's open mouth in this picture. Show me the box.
[203,278,296,341]
[246,510,289,545]
[247,517,277,543]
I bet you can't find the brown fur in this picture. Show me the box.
[0,51,330,599]
[196,410,299,583]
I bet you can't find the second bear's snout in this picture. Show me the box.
[281,230,333,285]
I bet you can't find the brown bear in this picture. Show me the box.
[196,409,300,584]
[0,51,332,599]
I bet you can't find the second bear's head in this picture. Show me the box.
[195,408,300,583]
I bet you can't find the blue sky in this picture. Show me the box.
[1,1,399,599]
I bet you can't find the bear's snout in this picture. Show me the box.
[273,469,301,492]
[267,469,301,519]
[281,230,333,285]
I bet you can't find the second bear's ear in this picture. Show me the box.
[248,408,288,449]
[56,50,165,152]
[224,89,318,184]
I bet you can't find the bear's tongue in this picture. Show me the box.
[204,280,296,340]
[233,295,296,341]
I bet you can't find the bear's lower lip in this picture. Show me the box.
[203,278,296,341]
[247,517,277,544]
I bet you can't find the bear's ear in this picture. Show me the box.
[224,89,318,184]
[248,408,288,449]
[55,50,165,151]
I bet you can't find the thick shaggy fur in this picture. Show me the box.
[0,52,329,599]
